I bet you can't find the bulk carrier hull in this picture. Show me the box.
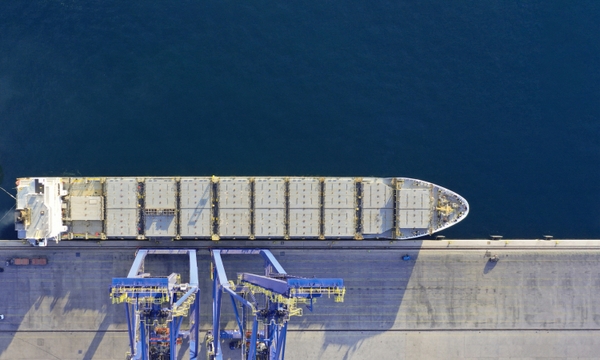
[14,176,468,246]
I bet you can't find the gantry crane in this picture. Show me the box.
[110,249,200,360]
[205,249,346,360]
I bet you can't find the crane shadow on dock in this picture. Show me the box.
[0,242,425,359]
[0,248,135,359]
[267,242,423,358]
[81,314,113,360]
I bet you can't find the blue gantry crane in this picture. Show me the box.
[205,249,346,360]
[110,249,200,360]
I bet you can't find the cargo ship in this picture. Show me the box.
[14,176,469,246]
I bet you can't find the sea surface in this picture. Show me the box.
[0,1,598,240]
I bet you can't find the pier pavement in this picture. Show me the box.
[0,239,599,359]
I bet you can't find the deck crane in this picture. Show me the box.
[205,249,346,360]
[110,249,200,360]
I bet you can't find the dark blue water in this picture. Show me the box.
[0,1,598,239]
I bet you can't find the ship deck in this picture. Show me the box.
[15,176,469,245]
[1,239,599,359]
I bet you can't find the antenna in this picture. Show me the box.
[0,186,16,200]
[0,204,16,223]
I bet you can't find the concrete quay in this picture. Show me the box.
[0,239,599,359]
